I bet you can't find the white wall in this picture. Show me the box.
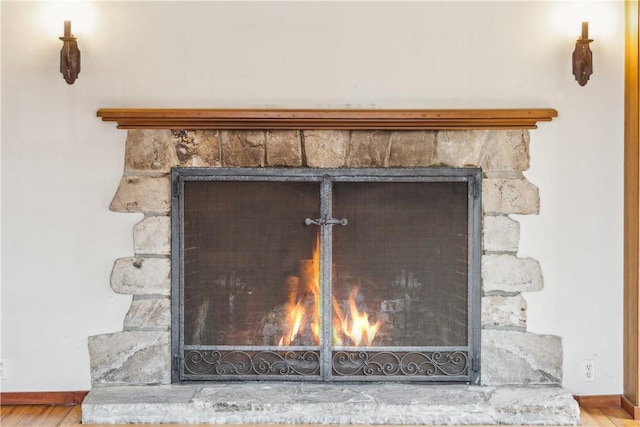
[1,1,624,394]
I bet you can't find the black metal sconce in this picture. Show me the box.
[59,21,81,85]
[572,21,593,86]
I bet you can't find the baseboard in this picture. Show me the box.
[0,391,627,410]
[622,395,640,419]
[573,394,621,408]
[0,391,89,405]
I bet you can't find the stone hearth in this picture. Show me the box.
[83,108,578,425]
[83,383,578,425]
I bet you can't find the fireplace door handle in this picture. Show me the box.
[304,217,348,226]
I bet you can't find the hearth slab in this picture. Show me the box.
[82,383,579,425]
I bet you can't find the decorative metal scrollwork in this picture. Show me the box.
[184,350,320,377]
[332,350,468,377]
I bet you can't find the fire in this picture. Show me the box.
[308,233,321,344]
[278,231,380,347]
[332,285,381,347]
[278,233,321,346]
[279,302,305,346]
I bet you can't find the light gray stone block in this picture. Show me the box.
[82,383,579,425]
[483,178,540,215]
[436,130,487,167]
[111,257,170,295]
[124,129,177,173]
[133,216,170,256]
[109,176,171,214]
[480,130,530,172]
[482,329,563,385]
[303,130,349,167]
[265,130,302,166]
[124,297,171,330]
[482,254,543,294]
[483,215,520,253]
[388,131,436,167]
[488,386,578,425]
[88,331,170,385]
[482,294,527,330]
[347,131,391,167]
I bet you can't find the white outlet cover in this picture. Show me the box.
[581,360,595,382]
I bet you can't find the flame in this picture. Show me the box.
[308,233,321,343]
[278,232,380,347]
[280,302,305,346]
[278,232,321,346]
[333,285,381,347]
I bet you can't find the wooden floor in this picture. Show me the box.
[1,404,640,427]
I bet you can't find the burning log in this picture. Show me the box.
[299,259,318,300]
[286,276,300,305]
[261,251,322,347]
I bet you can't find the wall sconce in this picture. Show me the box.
[572,21,593,86]
[59,21,81,85]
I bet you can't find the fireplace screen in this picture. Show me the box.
[172,168,481,383]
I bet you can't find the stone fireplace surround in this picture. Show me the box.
[82,108,580,425]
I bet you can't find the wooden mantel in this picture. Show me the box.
[97,108,557,130]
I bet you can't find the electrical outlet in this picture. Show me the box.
[0,359,5,380]
[582,360,595,382]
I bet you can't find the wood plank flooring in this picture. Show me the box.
[2,404,640,426]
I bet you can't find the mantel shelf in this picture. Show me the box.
[97,108,557,130]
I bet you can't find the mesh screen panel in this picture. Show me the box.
[183,181,320,346]
[332,182,468,347]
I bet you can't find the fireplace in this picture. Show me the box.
[82,108,580,425]
[173,168,481,383]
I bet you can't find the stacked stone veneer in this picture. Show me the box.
[89,129,562,386]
